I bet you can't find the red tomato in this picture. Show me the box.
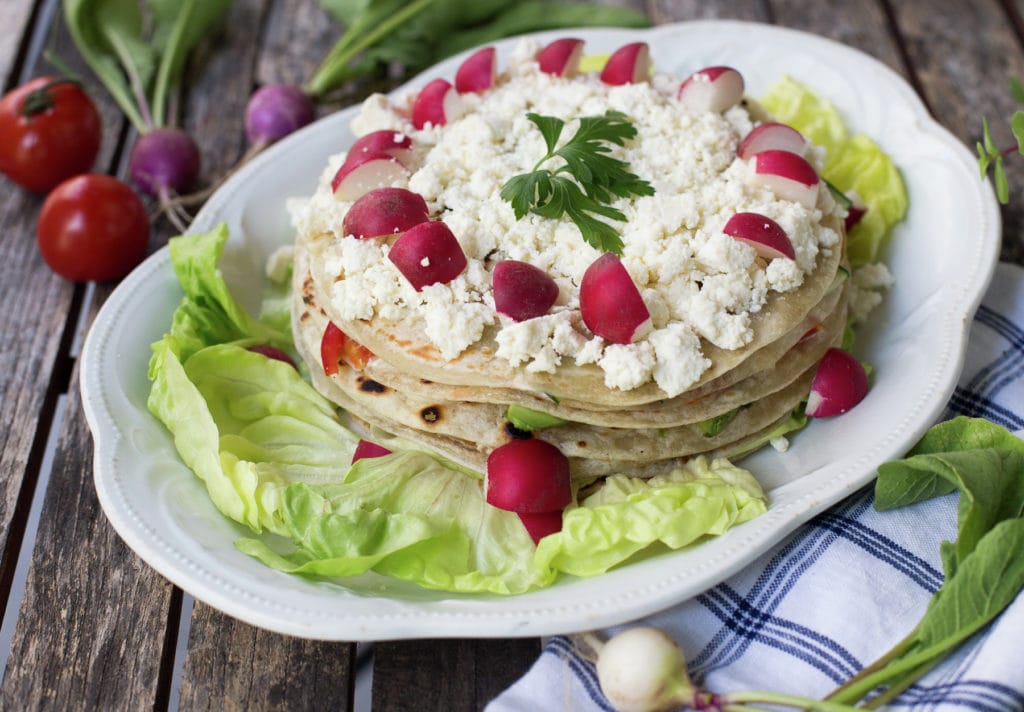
[0,77,102,193]
[320,322,374,375]
[37,175,149,282]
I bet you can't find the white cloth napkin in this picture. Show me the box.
[489,262,1024,711]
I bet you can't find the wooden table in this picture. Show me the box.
[2,1,1022,709]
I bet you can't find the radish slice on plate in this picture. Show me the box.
[580,253,652,344]
[486,439,571,513]
[493,260,559,321]
[805,348,869,417]
[351,439,392,463]
[518,510,564,544]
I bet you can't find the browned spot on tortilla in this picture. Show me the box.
[318,307,327,317]
[358,378,388,394]
[300,311,311,321]
[577,441,587,448]
[302,294,314,305]
[419,379,433,385]
[420,406,442,423]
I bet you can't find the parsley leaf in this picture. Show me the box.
[500,111,654,254]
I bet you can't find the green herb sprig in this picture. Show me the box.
[977,77,1024,203]
[500,111,654,254]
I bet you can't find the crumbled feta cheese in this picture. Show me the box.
[770,436,791,452]
[848,262,895,324]
[297,40,847,392]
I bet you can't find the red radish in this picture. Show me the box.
[493,260,559,321]
[411,78,464,129]
[348,129,414,166]
[749,149,820,209]
[518,510,564,544]
[388,221,467,290]
[600,42,651,85]
[737,122,807,160]
[580,253,652,344]
[352,439,392,463]
[722,212,795,260]
[455,46,497,93]
[537,38,585,77]
[677,66,744,113]
[805,347,869,417]
[845,204,867,232]
[343,187,430,239]
[247,344,297,369]
[486,439,571,513]
[321,322,374,375]
[244,84,315,146]
[330,151,409,202]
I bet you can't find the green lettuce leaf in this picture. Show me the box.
[760,76,908,267]
[147,227,770,594]
[535,457,766,577]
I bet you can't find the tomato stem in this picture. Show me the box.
[20,79,82,117]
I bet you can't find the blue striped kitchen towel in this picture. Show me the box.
[488,261,1024,712]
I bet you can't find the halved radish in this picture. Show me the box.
[321,322,374,375]
[388,221,467,290]
[247,344,297,370]
[677,66,744,113]
[737,122,807,160]
[537,37,584,77]
[805,347,869,417]
[518,510,564,544]
[331,151,408,202]
[600,42,650,85]
[455,46,496,93]
[411,78,464,129]
[343,187,430,239]
[722,212,795,260]
[580,253,652,344]
[493,260,559,321]
[348,130,414,166]
[486,439,571,513]
[845,204,867,232]
[352,439,392,463]
[749,149,820,209]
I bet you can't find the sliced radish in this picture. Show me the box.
[331,151,408,202]
[518,510,564,544]
[343,187,430,239]
[352,439,392,463]
[388,221,467,291]
[722,212,795,260]
[600,42,650,85]
[737,122,807,160]
[247,344,297,370]
[493,260,559,321]
[845,204,867,232]
[677,66,744,113]
[749,149,820,209]
[348,130,414,166]
[411,78,464,129]
[580,253,651,344]
[805,347,869,417]
[537,37,584,77]
[486,439,571,513]
[455,46,496,93]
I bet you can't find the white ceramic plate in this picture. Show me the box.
[81,20,1000,641]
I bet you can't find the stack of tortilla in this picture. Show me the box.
[291,214,847,480]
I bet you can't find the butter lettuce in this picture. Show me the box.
[146,226,769,594]
[760,76,908,267]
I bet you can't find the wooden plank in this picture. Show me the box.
[769,0,905,76]
[371,638,542,711]
[0,317,179,710]
[888,0,1024,262]
[647,0,769,23]
[178,604,356,711]
[0,0,127,627]
[0,0,39,90]
[256,0,338,89]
